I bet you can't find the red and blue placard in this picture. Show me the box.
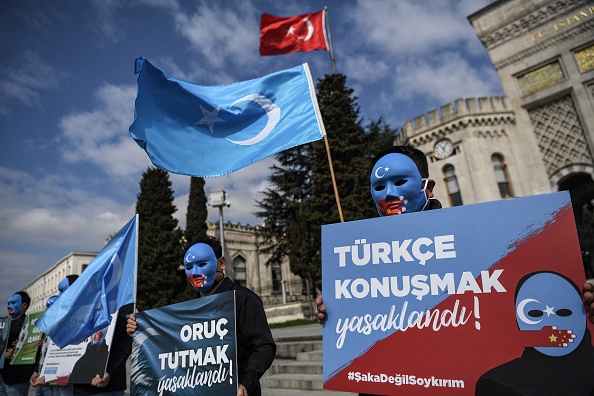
[322,192,594,395]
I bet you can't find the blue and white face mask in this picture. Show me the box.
[515,272,585,356]
[45,295,58,309]
[370,153,429,217]
[7,294,23,318]
[58,278,71,296]
[184,243,219,292]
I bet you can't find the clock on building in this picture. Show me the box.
[434,138,454,159]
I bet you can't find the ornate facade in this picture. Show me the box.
[397,0,594,261]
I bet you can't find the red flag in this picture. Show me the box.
[260,10,329,56]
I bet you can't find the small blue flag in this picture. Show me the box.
[36,215,137,348]
[129,58,326,177]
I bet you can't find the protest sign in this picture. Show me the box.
[10,312,44,365]
[40,313,116,384]
[131,291,237,396]
[0,317,10,369]
[322,192,594,395]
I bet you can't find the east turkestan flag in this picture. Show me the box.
[260,10,329,56]
[36,215,137,348]
[129,58,326,177]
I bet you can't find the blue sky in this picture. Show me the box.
[0,0,502,307]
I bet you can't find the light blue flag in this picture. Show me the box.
[129,58,326,177]
[36,215,137,348]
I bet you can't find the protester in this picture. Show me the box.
[126,236,276,396]
[30,296,58,396]
[316,145,594,396]
[315,145,440,325]
[1,291,35,396]
[30,275,79,396]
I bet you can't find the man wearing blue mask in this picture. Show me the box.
[316,145,441,396]
[126,236,276,396]
[1,291,35,396]
[369,146,441,216]
[316,146,441,323]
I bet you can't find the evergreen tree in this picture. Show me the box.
[256,73,397,292]
[135,167,184,310]
[179,176,209,300]
[185,177,208,246]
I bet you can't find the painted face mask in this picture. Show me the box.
[58,278,71,296]
[370,153,428,216]
[7,294,23,318]
[45,295,59,309]
[92,328,107,345]
[515,272,586,356]
[184,243,219,292]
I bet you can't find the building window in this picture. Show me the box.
[443,165,463,206]
[233,256,246,287]
[492,153,513,198]
[271,263,282,294]
[81,264,88,272]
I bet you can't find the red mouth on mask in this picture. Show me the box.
[189,274,206,288]
[378,197,408,216]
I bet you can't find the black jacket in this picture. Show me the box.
[213,277,276,396]
[0,314,36,385]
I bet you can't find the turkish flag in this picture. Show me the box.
[259,10,329,56]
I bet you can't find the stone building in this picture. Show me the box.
[396,0,594,264]
[25,222,308,320]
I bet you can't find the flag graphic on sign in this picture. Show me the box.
[36,215,137,348]
[129,58,326,177]
[259,10,329,56]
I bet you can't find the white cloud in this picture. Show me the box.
[394,52,500,104]
[58,84,151,179]
[348,0,489,56]
[172,2,260,70]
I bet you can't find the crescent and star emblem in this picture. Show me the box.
[194,94,281,147]
[287,17,314,41]
[516,298,543,325]
[104,253,123,295]
[374,166,389,179]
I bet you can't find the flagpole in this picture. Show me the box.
[324,7,337,74]
[133,213,139,314]
[323,7,341,221]
[323,135,344,222]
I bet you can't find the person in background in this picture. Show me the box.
[30,275,79,396]
[30,296,58,396]
[1,291,35,396]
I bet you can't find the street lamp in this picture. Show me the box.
[209,190,232,280]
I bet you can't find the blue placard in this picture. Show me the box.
[322,192,594,395]
[131,291,237,396]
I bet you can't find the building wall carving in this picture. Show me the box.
[474,0,591,51]
[529,94,593,175]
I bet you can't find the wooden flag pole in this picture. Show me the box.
[324,7,337,74]
[323,134,344,222]
[322,7,340,220]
